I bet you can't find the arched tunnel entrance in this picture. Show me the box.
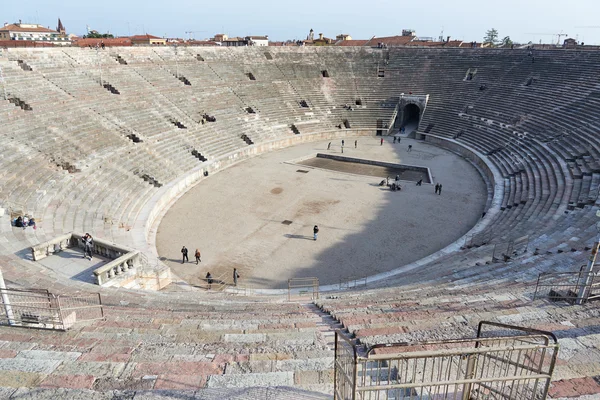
[402,103,421,131]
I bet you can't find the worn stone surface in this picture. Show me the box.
[0,358,62,374]
[17,350,82,361]
[206,372,294,388]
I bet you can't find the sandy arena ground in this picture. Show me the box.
[156,136,487,289]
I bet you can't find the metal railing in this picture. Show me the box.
[533,269,600,303]
[288,277,319,301]
[339,275,368,290]
[334,321,558,400]
[0,288,104,331]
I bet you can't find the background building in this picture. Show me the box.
[130,34,167,45]
[0,20,70,45]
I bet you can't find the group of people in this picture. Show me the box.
[82,233,94,260]
[14,215,36,230]
[180,246,240,289]
[327,139,357,152]
[204,268,240,289]
[380,176,441,193]
[181,246,201,264]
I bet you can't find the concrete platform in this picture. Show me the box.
[156,136,488,289]
[36,248,110,285]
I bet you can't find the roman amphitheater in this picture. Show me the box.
[0,46,599,399]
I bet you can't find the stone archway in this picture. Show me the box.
[402,103,421,128]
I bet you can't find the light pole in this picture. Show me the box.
[173,44,179,79]
[0,65,7,101]
[577,221,600,304]
[96,45,103,87]
[0,268,16,326]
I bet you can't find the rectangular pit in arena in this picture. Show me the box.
[297,153,432,183]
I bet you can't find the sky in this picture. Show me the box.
[3,0,600,44]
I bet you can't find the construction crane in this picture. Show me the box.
[525,32,568,45]
[184,31,206,40]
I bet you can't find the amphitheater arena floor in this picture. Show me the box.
[156,135,488,289]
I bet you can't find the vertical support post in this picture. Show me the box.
[0,269,16,325]
[96,46,103,87]
[333,332,338,399]
[174,44,179,79]
[0,65,7,101]
[577,240,599,305]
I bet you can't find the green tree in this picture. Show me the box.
[501,36,513,47]
[484,28,499,47]
[84,32,114,39]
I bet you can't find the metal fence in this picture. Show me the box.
[288,277,319,301]
[334,321,558,400]
[0,288,104,330]
[339,275,368,290]
[533,270,600,303]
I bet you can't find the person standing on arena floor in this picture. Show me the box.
[354,140,357,149]
[327,142,331,150]
[195,248,201,264]
[438,184,443,195]
[205,272,213,289]
[313,225,319,241]
[233,268,240,286]
[380,137,384,146]
[435,183,440,194]
[408,144,412,152]
[181,246,189,263]
[393,137,397,143]
[341,139,345,147]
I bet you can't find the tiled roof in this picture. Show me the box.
[365,35,415,46]
[334,40,369,47]
[247,36,268,40]
[130,34,163,40]
[187,40,219,46]
[0,24,58,33]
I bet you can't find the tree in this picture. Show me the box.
[484,28,499,47]
[501,36,513,47]
[84,32,114,39]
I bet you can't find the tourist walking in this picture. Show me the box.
[341,139,345,147]
[205,272,213,289]
[408,145,412,152]
[195,248,201,264]
[380,137,384,146]
[354,140,357,149]
[327,142,331,150]
[393,137,397,143]
[313,225,319,241]
[435,183,440,194]
[181,246,189,263]
[233,268,240,286]
[438,184,443,195]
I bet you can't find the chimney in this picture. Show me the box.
[447,36,451,42]
[319,33,323,40]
